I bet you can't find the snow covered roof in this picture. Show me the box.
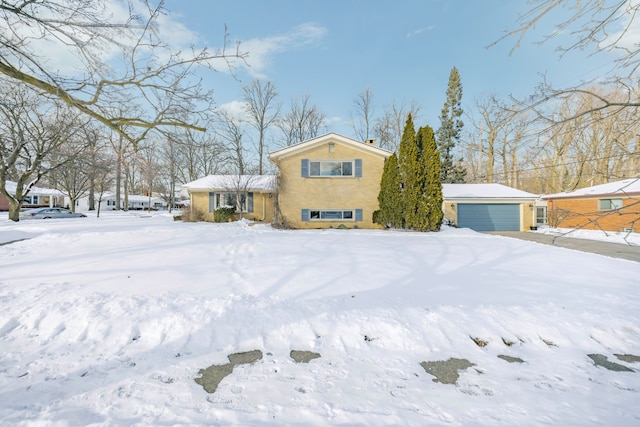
[443,183,537,199]
[541,178,640,199]
[5,180,64,196]
[268,133,392,161]
[182,175,277,191]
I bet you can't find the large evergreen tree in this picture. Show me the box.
[374,152,403,228]
[398,115,422,229]
[417,126,444,231]
[375,114,444,231]
[437,66,467,183]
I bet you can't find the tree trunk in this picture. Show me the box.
[88,180,95,210]
[8,200,20,222]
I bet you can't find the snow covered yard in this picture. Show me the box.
[1,212,639,426]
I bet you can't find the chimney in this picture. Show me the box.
[367,138,376,146]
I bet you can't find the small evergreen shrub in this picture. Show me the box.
[213,206,236,223]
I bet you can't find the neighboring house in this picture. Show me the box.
[442,183,538,231]
[72,192,168,211]
[541,178,640,232]
[0,181,64,211]
[268,133,392,229]
[182,175,277,222]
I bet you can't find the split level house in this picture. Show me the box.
[541,178,640,232]
[184,133,539,231]
[268,133,392,229]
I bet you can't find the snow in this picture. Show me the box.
[442,183,537,199]
[1,212,639,426]
[182,175,277,191]
[542,178,640,199]
[535,226,640,246]
[4,180,64,196]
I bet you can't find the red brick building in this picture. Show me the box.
[541,178,640,232]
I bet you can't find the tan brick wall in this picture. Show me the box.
[189,190,275,223]
[548,196,640,231]
[274,141,386,229]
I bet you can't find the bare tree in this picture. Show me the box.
[216,175,267,220]
[491,1,639,76]
[0,83,87,220]
[351,87,375,142]
[138,142,160,212]
[373,100,421,152]
[467,96,513,184]
[0,0,247,144]
[174,127,226,182]
[50,143,92,212]
[243,80,280,174]
[276,95,326,147]
[489,0,640,145]
[216,109,249,174]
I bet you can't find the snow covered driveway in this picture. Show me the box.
[1,213,639,426]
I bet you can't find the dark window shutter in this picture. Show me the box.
[247,192,254,213]
[355,159,362,177]
[301,159,309,177]
[208,192,215,213]
[301,209,310,221]
[355,209,363,221]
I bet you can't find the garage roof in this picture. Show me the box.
[443,183,537,199]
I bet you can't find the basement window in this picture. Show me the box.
[310,210,354,220]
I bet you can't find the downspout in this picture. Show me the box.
[261,193,266,221]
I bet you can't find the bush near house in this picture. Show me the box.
[213,207,236,223]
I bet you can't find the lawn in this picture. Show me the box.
[1,212,639,426]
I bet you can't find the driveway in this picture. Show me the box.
[489,231,640,263]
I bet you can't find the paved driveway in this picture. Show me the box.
[489,231,640,263]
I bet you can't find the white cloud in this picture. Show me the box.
[406,26,435,38]
[240,22,328,78]
[216,100,249,119]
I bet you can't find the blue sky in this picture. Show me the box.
[162,0,616,138]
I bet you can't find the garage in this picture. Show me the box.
[457,203,521,231]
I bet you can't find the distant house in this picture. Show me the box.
[541,178,640,232]
[0,181,64,211]
[72,192,168,211]
[182,175,277,222]
[268,133,392,229]
[442,183,538,232]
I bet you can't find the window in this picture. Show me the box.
[302,159,362,177]
[302,208,362,221]
[209,192,254,213]
[310,210,355,220]
[309,161,353,176]
[599,198,623,211]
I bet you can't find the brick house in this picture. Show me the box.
[268,133,392,229]
[182,175,277,222]
[0,181,64,211]
[541,178,640,232]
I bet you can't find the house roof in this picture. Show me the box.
[182,175,277,191]
[541,178,640,199]
[268,133,392,161]
[443,183,537,199]
[5,180,64,196]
